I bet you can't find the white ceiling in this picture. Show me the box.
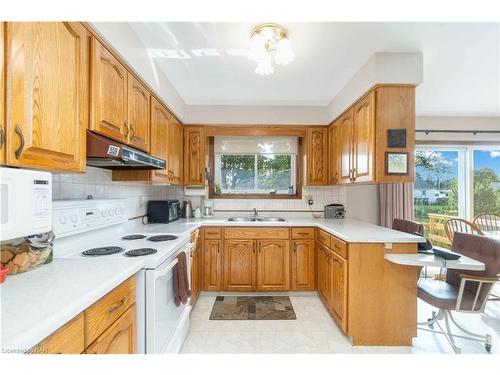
[127,22,500,116]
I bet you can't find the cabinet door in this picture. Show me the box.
[223,240,256,291]
[291,239,315,291]
[203,239,222,291]
[306,127,328,185]
[353,91,375,183]
[127,74,150,151]
[330,251,348,332]
[184,126,205,185]
[190,244,199,305]
[0,22,5,165]
[6,22,88,172]
[150,97,170,182]
[317,243,328,303]
[256,240,290,291]
[85,305,136,354]
[90,38,128,143]
[328,122,339,184]
[168,116,183,185]
[337,108,354,184]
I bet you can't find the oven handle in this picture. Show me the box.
[153,258,179,280]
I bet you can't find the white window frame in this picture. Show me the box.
[215,153,297,195]
[416,145,500,220]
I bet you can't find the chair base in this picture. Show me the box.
[418,309,492,353]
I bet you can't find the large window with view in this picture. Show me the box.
[414,146,500,247]
[212,136,299,197]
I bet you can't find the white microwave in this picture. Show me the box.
[0,167,52,241]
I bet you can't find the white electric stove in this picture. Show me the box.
[52,199,194,354]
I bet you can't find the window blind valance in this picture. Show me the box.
[214,136,298,155]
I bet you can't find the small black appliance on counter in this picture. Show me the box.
[324,204,345,219]
[146,200,180,223]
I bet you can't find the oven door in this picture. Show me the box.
[145,244,192,353]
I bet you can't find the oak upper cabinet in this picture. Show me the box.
[291,239,315,291]
[352,91,375,183]
[149,97,170,182]
[327,122,339,184]
[223,240,256,291]
[85,305,136,354]
[168,116,183,185]
[204,239,222,291]
[126,74,150,152]
[5,22,88,172]
[90,38,128,143]
[256,240,290,291]
[0,23,5,165]
[184,126,205,186]
[306,127,328,185]
[330,250,348,331]
[337,108,354,184]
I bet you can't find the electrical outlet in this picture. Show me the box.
[304,195,313,206]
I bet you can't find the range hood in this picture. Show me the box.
[86,131,166,170]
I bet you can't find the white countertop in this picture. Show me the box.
[144,217,424,243]
[1,258,143,352]
[0,216,422,352]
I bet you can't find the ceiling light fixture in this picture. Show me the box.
[248,23,294,75]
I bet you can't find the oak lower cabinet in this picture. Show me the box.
[203,238,223,291]
[5,22,88,172]
[31,276,136,354]
[256,240,290,291]
[223,240,256,291]
[85,305,136,354]
[291,239,315,291]
[329,250,347,331]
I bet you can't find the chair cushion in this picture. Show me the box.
[418,279,483,311]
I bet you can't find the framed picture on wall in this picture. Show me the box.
[385,152,409,175]
[387,129,407,148]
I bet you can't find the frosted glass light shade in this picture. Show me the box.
[248,33,267,63]
[274,38,294,66]
[255,54,274,75]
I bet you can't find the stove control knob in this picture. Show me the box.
[119,207,125,215]
[108,209,114,216]
[114,208,120,215]
[59,216,67,224]
[70,214,78,223]
[101,210,107,217]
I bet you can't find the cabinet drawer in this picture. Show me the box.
[84,276,135,347]
[317,229,331,248]
[331,236,348,259]
[85,304,136,354]
[291,227,315,239]
[204,227,222,239]
[224,227,289,239]
[191,229,201,243]
[32,313,84,354]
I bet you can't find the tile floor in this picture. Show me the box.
[181,291,500,354]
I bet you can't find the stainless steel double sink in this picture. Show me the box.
[227,217,286,222]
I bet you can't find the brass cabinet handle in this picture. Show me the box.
[130,123,136,139]
[14,124,25,159]
[124,121,129,140]
[0,126,4,149]
[107,297,126,314]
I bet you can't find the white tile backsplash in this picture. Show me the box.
[52,167,368,220]
[210,186,347,212]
